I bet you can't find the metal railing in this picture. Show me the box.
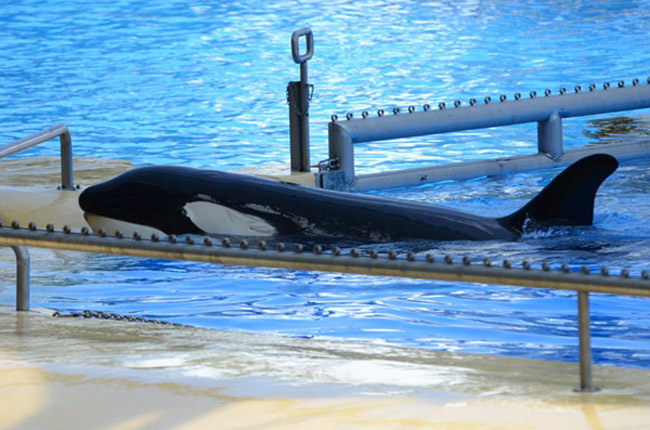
[0,124,75,190]
[321,79,650,191]
[2,223,650,391]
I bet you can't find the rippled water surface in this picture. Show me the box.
[1,0,650,368]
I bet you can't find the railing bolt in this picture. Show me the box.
[621,269,629,278]
[425,253,434,263]
[258,240,267,250]
[203,237,212,246]
[542,262,550,271]
[369,249,378,258]
[483,257,491,267]
[313,244,322,254]
[11,220,19,229]
[28,222,37,231]
[332,246,341,256]
[503,259,511,269]
[444,255,453,264]
[561,264,570,273]
[601,266,609,276]
[462,256,471,265]
[581,266,590,274]
[388,250,397,260]
[406,252,415,261]
[151,233,159,242]
[276,243,285,252]
[63,225,71,234]
[469,98,477,106]
[241,240,249,250]
[294,243,303,253]
[350,248,359,257]
[222,237,231,247]
[185,236,194,245]
[168,234,177,243]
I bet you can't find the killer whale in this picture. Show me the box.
[78,154,618,242]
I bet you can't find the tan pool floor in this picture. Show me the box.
[1,306,650,429]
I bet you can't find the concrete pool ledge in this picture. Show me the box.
[1,306,649,429]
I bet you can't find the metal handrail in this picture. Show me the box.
[0,124,74,190]
[2,224,650,391]
[324,79,650,190]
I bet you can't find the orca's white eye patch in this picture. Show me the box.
[183,201,276,236]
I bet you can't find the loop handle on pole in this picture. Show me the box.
[291,28,314,64]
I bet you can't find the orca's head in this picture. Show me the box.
[79,166,204,235]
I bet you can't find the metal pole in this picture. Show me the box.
[537,112,563,160]
[299,60,310,171]
[577,291,598,391]
[289,28,314,172]
[59,128,74,190]
[11,246,30,311]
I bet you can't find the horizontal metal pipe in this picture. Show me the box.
[333,85,650,144]
[0,124,69,158]
[0,228,649,298]
[352,139,650,191]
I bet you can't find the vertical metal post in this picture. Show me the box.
[328,122,355,188]
[288,28,314,172]
[11,246,30,311]
[537,112,563,161]
[576,291,598,392]
[59,127,74,190]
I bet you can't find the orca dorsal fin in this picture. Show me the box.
[500,154,618,233]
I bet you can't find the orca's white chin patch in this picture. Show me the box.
[183,201,276,237]
[84,213,165,237]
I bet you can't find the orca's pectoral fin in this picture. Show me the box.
[500,154,618,233]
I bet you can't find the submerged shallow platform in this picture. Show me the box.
[2,306,650,429]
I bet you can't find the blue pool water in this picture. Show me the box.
[1,0,650,368]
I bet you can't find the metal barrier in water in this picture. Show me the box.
[284,29,650,191]
[2,223,650,391]
[322,80,650,190]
